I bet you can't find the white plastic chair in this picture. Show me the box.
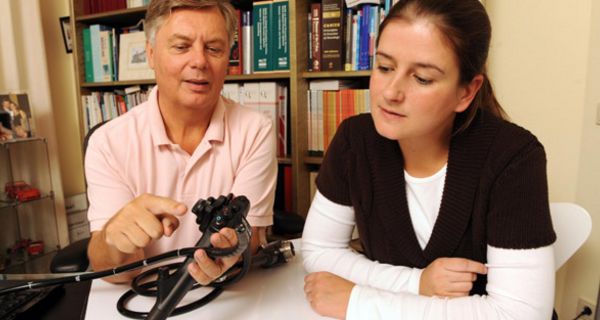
[550,202,592,270]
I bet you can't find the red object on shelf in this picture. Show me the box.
[4,181,41,202]
[27,241,44,256]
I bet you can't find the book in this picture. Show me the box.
[222,83,242,103]
[344,8,354,71]
[309,79,357,90]
[271,0,290,71]
[310,3,322,71]
[258,82,278,148]
[99,30,114,81]
[242,11,253,74]
[321,0,344,71]
[242,82,260,112]
[89,24,112,82]
[253,1,272,72]
[82,28,94,82]
[276,84,288,156]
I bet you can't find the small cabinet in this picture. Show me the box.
[0,137,60,273]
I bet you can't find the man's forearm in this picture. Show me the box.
[87,230,144,283]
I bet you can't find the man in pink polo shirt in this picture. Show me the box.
[86,0,277,284]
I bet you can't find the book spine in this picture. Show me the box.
[276,84,288,156]
[228,9,243,75]
[359,5,370,70]
[242,11,253,74]
[253,1,272,72]
[271,0,289,71]
[352,11,359,70]
[307,11,313,71]
[99,30,113,82]
[310,3,322,71]
[243,82,261,112]
[90,25,103,82]
[321,0,344,71]
[344,8,353,71]
[82,28,94,83]
[112,28,119,81]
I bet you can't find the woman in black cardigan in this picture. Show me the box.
[302,0,556,319]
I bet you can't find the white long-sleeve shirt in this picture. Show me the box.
[302,190,555,320]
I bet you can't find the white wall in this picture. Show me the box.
[487,0,599,318]
[568,0,600,315]
[39,0,85,197]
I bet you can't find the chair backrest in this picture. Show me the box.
[550,202,592,270]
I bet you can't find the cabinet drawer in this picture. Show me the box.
[69,223,90,242]
[67,210,88,227]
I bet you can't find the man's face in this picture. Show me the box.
[147,7,230,113]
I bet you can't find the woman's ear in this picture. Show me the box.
[454,74,484,113]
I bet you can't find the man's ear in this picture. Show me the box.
[146,41,155,70]
[454,74,484,113]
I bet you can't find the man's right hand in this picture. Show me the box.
[103,194,187,254]
[419,257,487,298]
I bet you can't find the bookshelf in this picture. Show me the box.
[68,0,373,217]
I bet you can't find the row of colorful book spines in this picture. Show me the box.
[81,91,149,134]
[307,89,371,153]
[308,4,384,72]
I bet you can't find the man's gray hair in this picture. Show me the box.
[145,0,237,46]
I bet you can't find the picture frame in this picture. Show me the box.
[59,16,73,54]
[118,32,155,81]
[1,92,34,139]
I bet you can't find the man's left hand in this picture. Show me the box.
[188,227,239,285]
[304,271,355,319]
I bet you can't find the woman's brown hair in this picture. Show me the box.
[377,0,507,133]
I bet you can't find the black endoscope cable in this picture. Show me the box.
[0,244,242,296]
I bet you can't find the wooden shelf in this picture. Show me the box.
[304,156,323,165]
[225,72,291,81]
[278,157,293,165]
[302,70,372,79]
[0,137,46,146]
[0,194,54,210]
[81,79,155,88]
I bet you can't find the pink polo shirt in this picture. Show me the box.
[85,86,277,257]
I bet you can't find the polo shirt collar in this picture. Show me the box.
[149,86,226,147]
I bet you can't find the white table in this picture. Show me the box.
[85,239,330,319]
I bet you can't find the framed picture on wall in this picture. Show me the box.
[59,16,73,53]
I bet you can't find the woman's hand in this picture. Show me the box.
[304,271,355,319]
[420,257,487,297]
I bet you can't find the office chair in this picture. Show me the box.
[550,202,592,320]
[50,120,305,273]
[550,202,592,271]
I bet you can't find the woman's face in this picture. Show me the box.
[370,18,477,144]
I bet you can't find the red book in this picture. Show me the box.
[228,9,243,75]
